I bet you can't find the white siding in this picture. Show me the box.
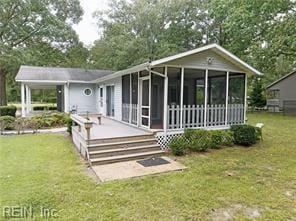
[164,50,244,72]
[68,83,97,113]
[98,77,122,121]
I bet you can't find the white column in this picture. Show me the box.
[64,84,69,113]
[137,72,140,127]
[25,85,31,114]
[129,73,132,124]
[225,71,229,126]
[204,69,208,127]
[180,67,184,128]
[163,66,168,132]
[21,83,26,117]
[148,71,151,129]
[244,74,248,123]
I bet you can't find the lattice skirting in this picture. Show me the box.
[155,131,184,149]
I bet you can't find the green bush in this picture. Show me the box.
[33,106,57,111]
[0,116,16,131]
[169,136,188,156]
[0,105,17,117]
[67,118,73,135]
[29,112,70,129]
[230,125,261,146]
[184,129,212,152]
[14,117,27,134]
[210,130,234,149]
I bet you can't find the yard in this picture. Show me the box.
[0,113,295,220]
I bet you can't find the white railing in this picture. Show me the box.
[227,104,244,125]
[168,103,244,129]
[206,104,226,126]
[122,103,138,125]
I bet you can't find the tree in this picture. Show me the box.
[0,0,83,105]
[250,77,266,108]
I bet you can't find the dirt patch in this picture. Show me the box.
[211,204,263,221]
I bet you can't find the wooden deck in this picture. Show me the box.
[76,117,152,140]
[70,115,164,165]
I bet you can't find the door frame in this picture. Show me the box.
[106,85,115,117]
[139,76,150,128]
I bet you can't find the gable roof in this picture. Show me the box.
[93,43,263,83]
[266,70,296,89]
[15,66,114,83]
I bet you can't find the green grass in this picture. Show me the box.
[1,113,295,220]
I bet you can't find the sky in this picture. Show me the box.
[72,0,109,46]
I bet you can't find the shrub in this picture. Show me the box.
[0,105,17,117]
[29,112,70,129]
[184,129,212,152]
[169,136,188,156]
[210,130,234,148]
[13,117,27,134]
[230,125,261,146]
[0,116,16,131]
[33,106,57,111]
[67,118,73,135]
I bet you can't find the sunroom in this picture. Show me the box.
[94,44,262,132]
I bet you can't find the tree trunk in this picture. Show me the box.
[0,67,7,106]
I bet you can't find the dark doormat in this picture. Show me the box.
[137,157,170,167]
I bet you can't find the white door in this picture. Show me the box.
[140,78,150,128]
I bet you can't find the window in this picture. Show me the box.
[83,88,92,96]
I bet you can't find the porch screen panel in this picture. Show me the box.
[122,74,130,122]
[206,70,227,126]
[151,68,164,129]
[183,69,205,128]
[131,73,138,124]
[228,73,245,125]
[167,67,182,129]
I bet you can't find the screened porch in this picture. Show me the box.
[121,67,246,131]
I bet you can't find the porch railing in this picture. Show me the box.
[168,103,244,129]
[122,103,138,125]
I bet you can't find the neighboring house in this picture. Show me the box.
[15,44,262,142]
[266,70,296,113]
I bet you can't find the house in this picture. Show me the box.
[15,44,262,164]
[266,70,296,113]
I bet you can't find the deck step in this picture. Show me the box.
[87,138,157,151]
[90,150,165,165]
[88,134,155,145]
[89,144,161,158]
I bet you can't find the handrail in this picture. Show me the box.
[70,114,94,143]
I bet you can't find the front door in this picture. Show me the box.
[106,85,114,117]
[140,78,150,128]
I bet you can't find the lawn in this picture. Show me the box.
[0,113,295,220]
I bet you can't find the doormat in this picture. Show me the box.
[137,157,170,167]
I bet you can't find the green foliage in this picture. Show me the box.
[184,129,212,152]
[0,105,17,117]
[13,118,27,135]
[67,119,73,135]
[30,113,70,129]
[33,106,57,111]
[169,136,188,156]
[0,116,16,131]
[250,77,266,108]
[230,125,261,146]
[210,130,234,149]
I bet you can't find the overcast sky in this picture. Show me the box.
[73,0,109,46]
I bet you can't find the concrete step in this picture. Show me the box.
[90,150,165,165]
[89,144,161,158]
[88,134,155,145]
[87,138,158,151]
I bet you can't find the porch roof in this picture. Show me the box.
[92,43,263,83]
[15,65,114,83]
